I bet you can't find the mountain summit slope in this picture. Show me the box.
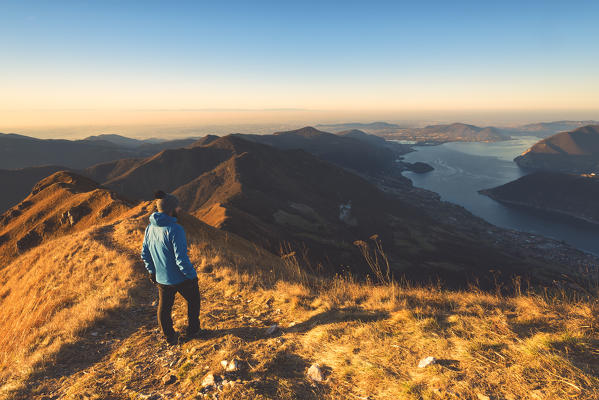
[0,171,131,265]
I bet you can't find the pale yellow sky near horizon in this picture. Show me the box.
[2,108,599,140]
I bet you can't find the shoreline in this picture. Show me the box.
[479,191,599,230]
[369,169,599,274]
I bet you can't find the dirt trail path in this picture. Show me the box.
[21,221,337,400]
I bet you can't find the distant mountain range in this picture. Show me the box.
[0,133,199,170]
[515,125,599,173]
[480,172,599,225]
[0,128,410,213]
[316,122,404,134]
[316,121,508,143]
[319,120,599,142]
[234,126,410,174]
[506,120,599,138]
[84,134,151,148]
[379,123,509,144]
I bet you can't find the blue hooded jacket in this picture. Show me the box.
[141,212,197,285]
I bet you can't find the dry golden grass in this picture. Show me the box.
[0,171,130,266]
[1,205,598,400]
[0,227,139,394]
[296,279,599,399]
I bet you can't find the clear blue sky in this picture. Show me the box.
[1,0,598,119]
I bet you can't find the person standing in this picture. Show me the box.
[141,191,201,344]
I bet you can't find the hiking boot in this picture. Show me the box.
[185,328,202,338]
[185,327,206,339]
[165,332,179,345]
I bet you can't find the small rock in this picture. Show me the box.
[288,321,297,328]
[225,359,241,372]
[162,374,177,385]
[417,356,437,368]
[90,331,99,337]
[202,373,216,387]
[152,300,158,307]
[266,324,278,335]
[220,359,241,372]
[530,390,544,400]
[307,363,325,382]
[477,394,491,400]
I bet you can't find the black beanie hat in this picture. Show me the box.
[154,190,179,215]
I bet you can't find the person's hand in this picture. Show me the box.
[149,273,157,285]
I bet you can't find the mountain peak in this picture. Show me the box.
[338,129,369,136]
[83,134,144,148]
[273,126,328,137]
[191,134,221,147]
[515,124,599,172]
[31,171,101,195]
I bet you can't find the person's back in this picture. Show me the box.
[141,191,201,344]
[143,212,196,285]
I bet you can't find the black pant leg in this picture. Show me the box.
[157,284,177,339]
[177,278,201,332]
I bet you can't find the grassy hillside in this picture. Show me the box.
[0,171,131,266]
[1,203,598,399]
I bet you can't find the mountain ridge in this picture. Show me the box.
[0,170,131,266]
[515,125,599,173]
[0,132,208,170]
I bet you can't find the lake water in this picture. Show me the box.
[401,137,599,255]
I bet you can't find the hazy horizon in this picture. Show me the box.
[2,108,599,140]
